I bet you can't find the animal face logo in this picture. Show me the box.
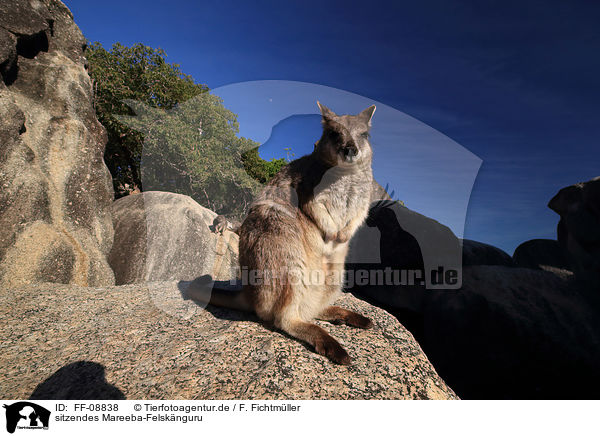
[315,102,376,168]
[3,402,50,434]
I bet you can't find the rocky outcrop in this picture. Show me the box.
[109,191,239,284]
[513,239,570,271]
[0,282,457,400]
[417,266,600,399]
[345,181,600,399]
[549,176,600,282]
[461,239,514,267]
[0,0,115,287]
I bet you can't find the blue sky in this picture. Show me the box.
[64,0,600,254]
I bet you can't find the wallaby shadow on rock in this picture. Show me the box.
[29,361,125,400]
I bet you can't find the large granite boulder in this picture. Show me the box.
[513,238,570,271]
[109,191,239,284]
[461,239,514,267]
[548,176,600,282]
[0,0,114,287]
[343,198,599,399]
[0,282,457,400]
[418,266,600,399]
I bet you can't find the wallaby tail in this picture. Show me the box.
[183,275,252,312]
[207,286,251,311]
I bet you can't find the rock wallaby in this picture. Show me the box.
[211,215,229,235]
[201,102,376,365]
[211,215,240,235]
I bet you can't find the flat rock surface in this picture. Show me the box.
[0,282,457,400]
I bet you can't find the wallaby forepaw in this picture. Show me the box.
[315,337,352,365]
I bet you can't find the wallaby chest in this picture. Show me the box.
[313,168,372,228]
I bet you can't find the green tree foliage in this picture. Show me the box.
[87,42,287,217]
[241,148,287,184]
[117,93,267,218]
[86,42,208,195]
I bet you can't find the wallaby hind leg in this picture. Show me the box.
[279,319,351,365]
[318,306,373,329]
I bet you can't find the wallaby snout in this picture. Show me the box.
[342,144,358,162]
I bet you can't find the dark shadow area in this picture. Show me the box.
[346,201,600,399]
[346,288,424,342]
[417,280,600,400]
[15,30,49,59]
[198,300,260,323]
[29,361,125,400]
[353,278,600,399]
[0,57,18,87]
[1,26,50,87]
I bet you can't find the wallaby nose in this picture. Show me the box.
[342,144,358,162]
[344,144,358,157]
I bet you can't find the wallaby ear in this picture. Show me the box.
[359,105,376,123]
[317,101,336,119]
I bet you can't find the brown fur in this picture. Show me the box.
[210,103,376,365]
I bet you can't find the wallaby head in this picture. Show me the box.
[315,102,376,168]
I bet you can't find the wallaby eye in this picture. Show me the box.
[360,131,370,139]
[328,131,341,141]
